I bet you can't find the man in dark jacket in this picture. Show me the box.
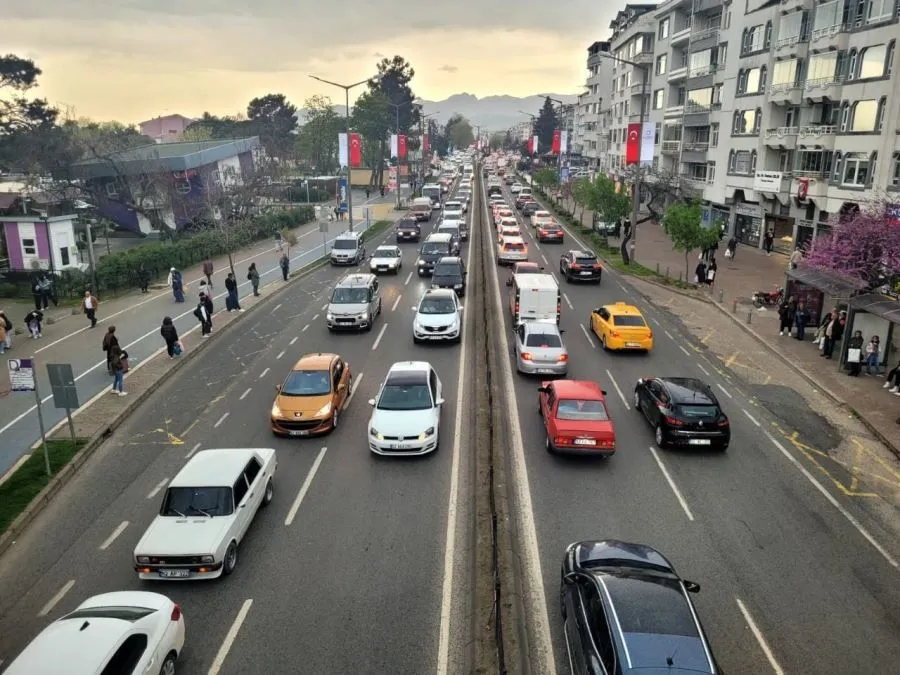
[160,317,180,357]
[279,253,290,281]
[821,310,845,359]
[195,293,213,337]
[224,273,243,312]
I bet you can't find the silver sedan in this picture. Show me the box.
[514,321,569,375]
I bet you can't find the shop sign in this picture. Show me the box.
[753,171,783,192]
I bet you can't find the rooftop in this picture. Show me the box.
[171,448,271,486]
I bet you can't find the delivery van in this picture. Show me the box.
[508,273,561,325]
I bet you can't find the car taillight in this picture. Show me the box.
[717,417,730,428]
[570,263,581,269]
[171,604,182,621]
[559,354,569,362]
[593,263,603,269]
[554,436,572,445]
[658,407,683,426]
[610,331,620,338]
[647,331,653,339]
[514,302,519,314]
[521,352,533,361]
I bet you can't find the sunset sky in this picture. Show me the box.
[5,2,619,123]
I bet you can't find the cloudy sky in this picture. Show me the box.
[6,1,619,123]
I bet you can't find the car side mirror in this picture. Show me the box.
[539,266,545,271]
[459,305,464,311]
[412,307,417,312]
[436,398,445,405]
[368,398,376,406]
[559,329,566,334]
[602,390,607,396]
[684,580,701,594]
[637,378,644,385]
[275,384,281,391]
[563,572,578,585]
[537,386,550,393]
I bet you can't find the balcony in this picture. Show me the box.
[768,82,803,106]
[691,25,720,42]
[803,76,844,102]
[664,104,685,117]
[809,23,848,45]
[671,24,693,45]
[661,141,682,155]
[797,125,837,148]
[630,83,646,95]
[628,112,643,122]
[687,63,717,78]
[780,0,807,11]
[668,66,688,82]
[683,103,711,126]
[764,127,799,149]
[632,51,654,66]
[681,141,709,163]
[683,140,710,152]
[774,32,809,55]
[680,172,713,188]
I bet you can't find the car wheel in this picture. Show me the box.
[559,588,567,619]
[159,653,177,675]
[600,334,608,351]
[633,390,640,409]
[378,299,383,315]
[565,273,573,284]
[223,541,238,575]
[331,409,340,431]
[545,434,555,454]
[655,425,666,448]
[262,478,274,506]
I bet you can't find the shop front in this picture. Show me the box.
[785,266,865,331]
[733,201,763,248]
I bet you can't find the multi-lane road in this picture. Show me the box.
[1,167,899,674]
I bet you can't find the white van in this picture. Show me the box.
[507,273,560,325]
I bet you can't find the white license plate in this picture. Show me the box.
[388,443,409,449]
[580,271,592,275]
[573,439,597,446]
[688,439,711,445]
[159,569,190,578]
[626,342,642,348]
[536,368,555,374]
[289,430,309,437]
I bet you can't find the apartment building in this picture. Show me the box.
[591,0,900,249]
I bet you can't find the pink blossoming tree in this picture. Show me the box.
[803,206,900,290]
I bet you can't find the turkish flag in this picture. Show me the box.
[625,123,641,165]
[552,129,561,154]
[797,178,809,200]
[349,133,362,168]
[398,134,407,159]
[423,134,430,153]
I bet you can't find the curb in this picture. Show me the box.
[0,253,333,558]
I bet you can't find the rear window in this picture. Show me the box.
[555,399,609,421]
[525,333,562,348]
[677,404,719,417]
[575,256,597,265]
[433,264,460,277]
[605,576,699,637]
[505,242,525,251]
[65,606,156,622]
[612,315,646,327]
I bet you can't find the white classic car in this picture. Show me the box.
[369,245,403,274]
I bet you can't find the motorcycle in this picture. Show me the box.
[752,286,784,308]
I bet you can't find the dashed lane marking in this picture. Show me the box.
[372,323,388,350]
[185,442,201,459]
[259,368,270,379]
[302,324,309,332]
[214,412,229,428]
[742,409,761,427]
[562,293,574,310]
[147,479,168,499]
[285,448,328,527]
[716,383,733,399]
[207,599,254,675]
[99,521,129,550]
[648,447,694,521]
[391,294,403,312]
[289,336,298,345]
[272,303,282,312]
[38,580,75,617]
[696,363,710,376]
[276,350,285,360]
[580,324,596,349]
[736,599,785,675]
[678,344,690,356]
[605,370,630,410]
[312,313,320,321]
[239,387,252,401]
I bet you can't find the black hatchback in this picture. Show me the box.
[431,256,467,297]
[633,377,730,450]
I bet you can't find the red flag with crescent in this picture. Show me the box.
[398,134,407,159]
[552,129,561,154]
[349,133,362,168]
[625,123,641,165]
[423,134,430,154]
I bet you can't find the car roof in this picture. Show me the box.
[657,378,718,405]
[336,273,376,287]
[171,448,274,486]
[374,244,400,251]
[514,272,557,288]
[569,249,595,256]
[385,361,431,385]
[426,233,453,242]
[335,231,362,240]
[522,320,562,334]
[548,379,604,399]
[605,302,643,315]
[502,236,526,244]
[435,256,462,265]
[291,352,337,370]
[9,617,134,674]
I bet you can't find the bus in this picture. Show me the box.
[422,184,442,209]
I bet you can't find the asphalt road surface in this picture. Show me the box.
[0,191,396,475]
[0,192,479,674]
[485,180,900,674]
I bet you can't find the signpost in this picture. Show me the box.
[320,220,329,256]
[8,357,51,476]
[47,363,80,442]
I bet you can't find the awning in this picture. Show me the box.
[787,266,866,297]
[850,294,900,324]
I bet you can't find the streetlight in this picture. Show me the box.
[309,73,380,231]
[548,97,568,194]
[387,99,419,210]
[594,47,648,264]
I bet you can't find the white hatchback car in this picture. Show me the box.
[369,245,402,274]
[5,591,185,675]
[412,288,463,343]
[368,361,445,456]
[134,448,276,581]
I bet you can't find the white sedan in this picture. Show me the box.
[368,361,444,456]
[370,245,403,274]
[5,591,185,675]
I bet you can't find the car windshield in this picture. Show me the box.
[64,606,156,622]
[677,404,719,417]
[161,486,233,517]
[556,399,609,421]
[612,315,646,327]
[333,239,358,250]
[438,228,458,237]
[423,188,440,197]
[526,333,562,348]
[419,297,456,314]
[281,370,331,396]
[433,264,460,277]
[445,203,461,209]
[331,287,369,304]
[377,384,433,410]
[398,221,418,228]
[517,267,540,274]
[422,242,448,254]
[375,248,399,258]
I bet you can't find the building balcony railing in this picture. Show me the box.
[793,170,826,179]
[667,66,688,82]
[633,52,654,66]
[775,33,809,50]
[671,25,692,44]
[630,83,646,94]
[680,172,714,185]
[684,103,712,114]
[691,25,720,41]
[766,126,799,139]
[810,24,849,43]
[769,82,802,95]
[661,140,682,154]
[683,141,710,151]
[804,76,844,91]
[798,124,836,138]
[688,64,717,78]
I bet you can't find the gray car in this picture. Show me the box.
[514,320,569,375]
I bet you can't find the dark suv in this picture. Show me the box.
[560,250,603,283]
[395,218,421,243]
[431,256,467,297]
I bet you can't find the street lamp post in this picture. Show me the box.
[309,74,378,232]
[548,97,567,202]
[418,111,440,190]
[387,99,417,210]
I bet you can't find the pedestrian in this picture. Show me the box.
[108,344,126,396]
[725,236,737,261]
[279,253,290,281]
[705,258,717,287]
[794,301,810,340]
[36,275,52,309]
[224,272,243,312]
[365,187,371,199]
[846,330,864,376]
[0,317,6,355]
[202,258,214,288]
[102,325,120,374]
[820,310,845,359]
[194,292,213,337]
[24,309,43,338]
[333,206,339,222]
[167,268,185,303]
[137,264,150,293]
[763,230,774,255]
[865,335,880,374]
[160,316,180,358]
[82,290,99,328]
[694,259,706,285]
[0,310,12,351]
[198,276,210,297]
[883,359,900,393]
[31,278,43,311]
[789,247,803,270]
[777,297,795,336]
[248,263,261,296]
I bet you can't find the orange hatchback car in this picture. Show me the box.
[271,353,352,437]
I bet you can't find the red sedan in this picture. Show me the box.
[538,380,616,456]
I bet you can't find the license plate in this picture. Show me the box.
[536,368,555,374]
[626,342,641,348]
[159,569,190,578]
[580,271,592,275]
[388,443,407,449]
[574,439,596,446]
[688,439,711,445]
[289,430,309,437]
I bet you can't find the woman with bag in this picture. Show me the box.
[160,316,181,358]
[846,331,864,376]
[102,326,120,375]
[108,345,127,396]
[865,335,881,375]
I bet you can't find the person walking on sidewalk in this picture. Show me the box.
[763,230,774,256]
[224,272,243,312]
[694,259,707,286]
[705,257,717,288]
[24,309,43,338]
[31,279,44,311]
[279,253,290,281]
[108,344,127,396]
[847,330,865,376]
[789,247,803,270]
[137,264,150,293]
[248,263,261,296]
[794,301,810,340]
[167,268,185,303]
[883,359,900,393]
[0,310,12,350]
[102,326,120,374]
[160,316,180,358]
[820,310,845,359]
[777,297,795,336]
[82,290,99,328]
[865,335,881,374]
[195,292,213,337]
[725,236,737,262]
[202,258,214,288]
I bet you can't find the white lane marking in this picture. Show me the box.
[651,317,660,326]
[736,599,785,675]
[404,271,413,285]
[289,336,298,345]
[580,324,596,349]
[678,344,690,356]
[239,387,252,401]
[259,368,270,379]
[391,294,402,312]
[616,282,627,292]
[276,350,285,360]
[372,323,388,350]
[273,303,282,312]
[664,330,674,340]
[604,370,630,410]
[696,363,710,376]
[284,447,328,526]
[321,303,328,311]
[716,383,733,399]
[147,479,168,499]
[742,409,761,427]
[477,176,557,674]
[185,442,201,459]
[312,313,320,321]
[541,253,548,264]
[38,580,75,617]
[99,520,130,550]
[344,373,364,410]
[764,432,898,568]
[207,599,254,675]
[214,412,229,428]
[648,447,695,521]
[301,324,309,332]
[437,177,476,675]
[532,240,541,251]
[562,293,574,310]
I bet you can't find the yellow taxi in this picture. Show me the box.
[271,353,352,436]
[589,302,653,352]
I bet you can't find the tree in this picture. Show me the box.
[295,95,342,174]
[804,206,900,290]
[185,112,254,140]
[367,55,419,186]
[351,90,391,185]
[534,97,558,154]
[571,178,592,223]
[588,174,631,241]
[445,114,474,149]
[428,118,449,157]
[247,93,298,159]
[180,125,214,142]
[0,54,60,170]
[533,168,559,191]
[489,132,506,150]
[661,200,720,280]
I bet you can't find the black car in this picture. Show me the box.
[522,201,540,216]
[488,184,502,196]
[416,235,454,276]
[560,250,603,283]
[395,218,421,242]
[560,540,721,675]
[431,256,467,297]
[633,377,730,450]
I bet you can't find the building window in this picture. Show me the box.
[710,123,719,147]
[659,18,670,39]
[867,0,894,23]
[856,44,888,79]
[653,89,663,110]
[707,162,716,182]
[742,25,765,55]
[60,247,70,266]
[842,152,870,186]
[891,152,900,186]
[875,97,886,132]
[656,54,667,75]
[849,99,879,132]
[772,60,800,87]
[887,40,896,76]
[839,102,851,131]
[732,110,760,135]
[737,67,765,95]
[654,122,661,145]
[105,182,119,198]
[764,21,772,49]
[687,87,713,110]
[22,238,36,255]
[676,87,686,105]
[730,150,753,174]
[718,43,727,66]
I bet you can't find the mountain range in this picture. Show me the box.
[417,93,578,133]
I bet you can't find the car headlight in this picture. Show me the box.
[326,313,334,321]
[454,284,463,289]
[418,427,435,440]
[369,260,377,268]
[315,402,332,418]
[358,312,369,320]
[271,403,282,417]
[136,556,150,564]
[417,259,425,266]
[201,555,215,564]
[370,427,383,440]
